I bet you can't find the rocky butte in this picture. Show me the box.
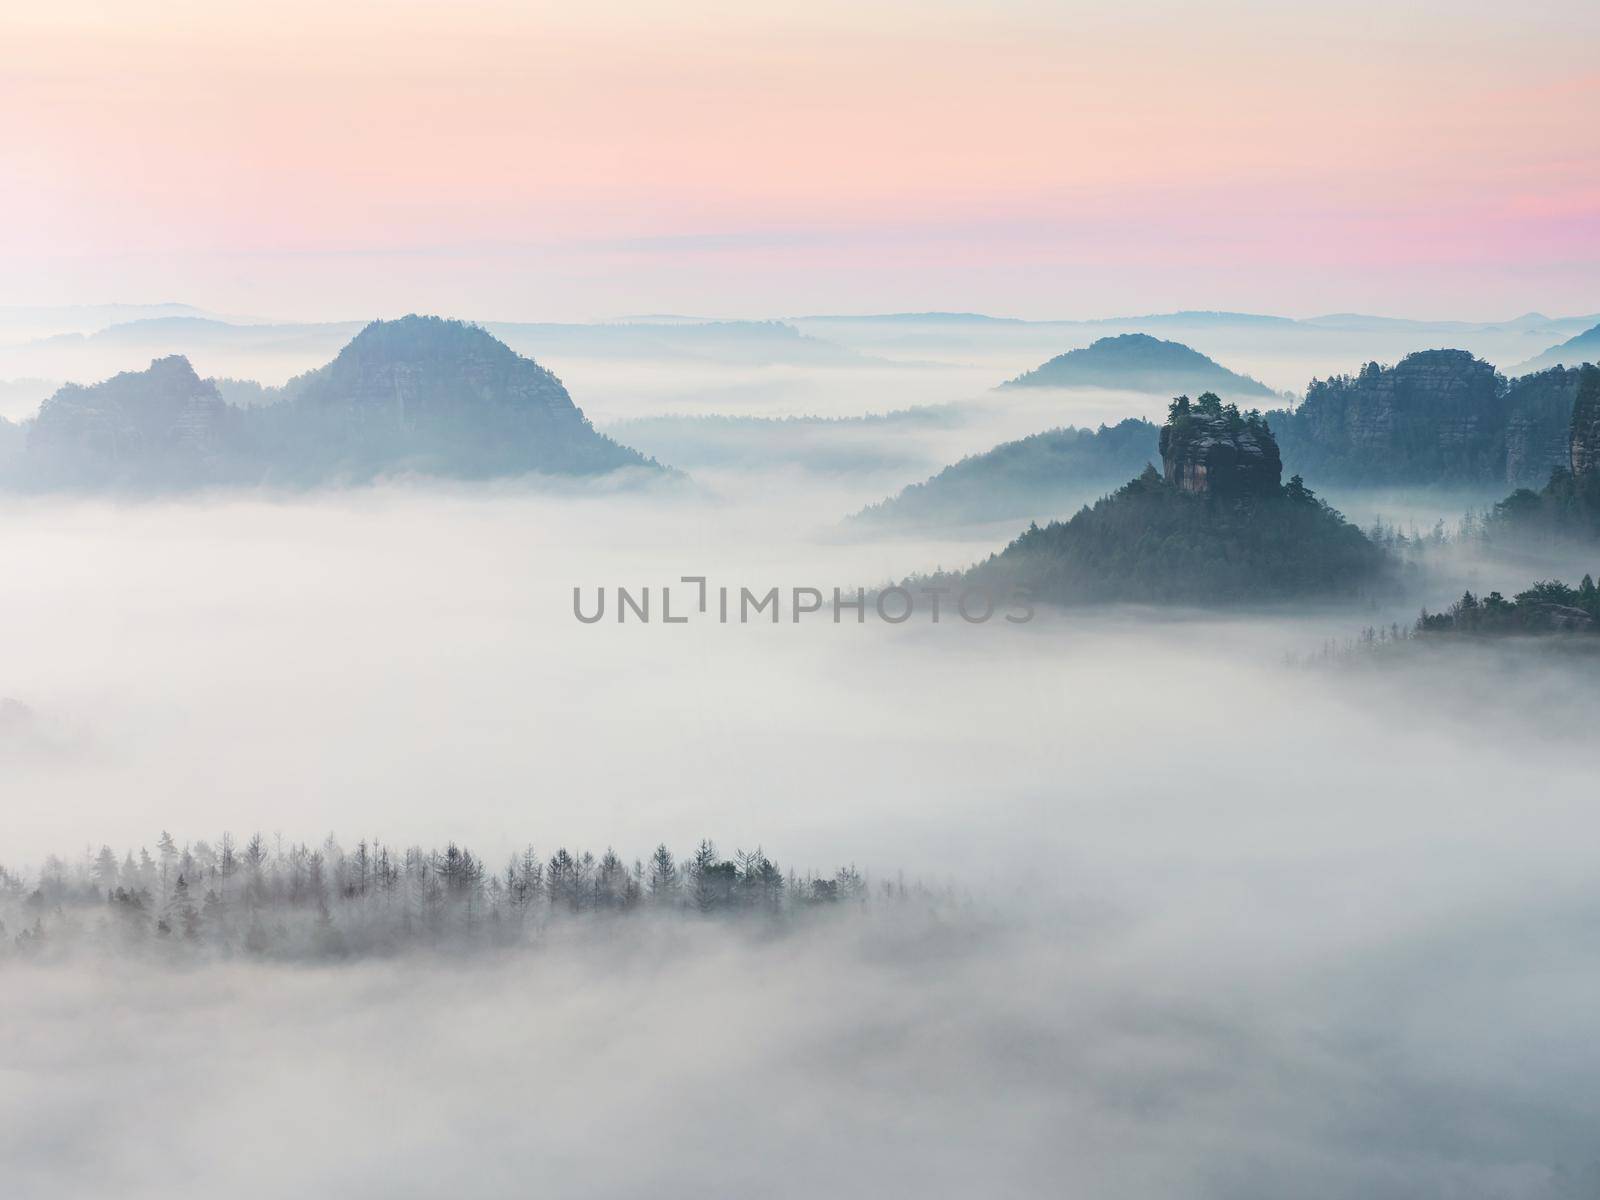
[936,395,1387,606]
[1158,392,1282,497]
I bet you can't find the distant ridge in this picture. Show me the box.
[1514,323,1600,375]
[852,419,1159,529]
[1000,333,1276,398]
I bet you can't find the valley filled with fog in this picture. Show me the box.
[5,320,1600,1196]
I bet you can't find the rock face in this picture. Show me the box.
[1272,351,1583,487]
[1158,394,1282,498]
[27,355,237,485]
[1505,367,1584,487]
[1002,333,1276,399]
[1569,365,1600,477]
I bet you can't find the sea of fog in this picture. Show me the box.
[3,409,1600,1196]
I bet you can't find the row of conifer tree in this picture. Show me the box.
[1,833,893,960]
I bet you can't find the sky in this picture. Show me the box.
[2,0,1597,321]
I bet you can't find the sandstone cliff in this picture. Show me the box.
[1569,365,1600,477]
[27,355,238,485]
[1158,393,1282,498]
[1273,351,1582,487]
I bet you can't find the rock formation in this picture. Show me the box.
[1271,351,1589,487]
[27,355,238,485]
[1504,367,1585,487]
[1568,364,1600,478]
[1158,393,1282,497]
[5,317,655,490]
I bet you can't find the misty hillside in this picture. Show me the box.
[259,316,652,481]
[26,356,249,488]
[0,414,24,473]
[1514,322,1600,375]
[6,317,656,490]
[938,396,1387,605]
[1271,352,1580,488]
[1000,333,1277,399]
[1487,364,1600,541]
[852,418,1159,528]
[1415,575,1600,637]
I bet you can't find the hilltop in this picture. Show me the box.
[932,393,1387,605]
[5,316,656,489]
[851,418,1159,528]
[999,333,1277,399]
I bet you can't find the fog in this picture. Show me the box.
[5,350,1600,1197]
[10,899,1600,1200]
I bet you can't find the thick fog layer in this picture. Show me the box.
[9,900,1600,1200]
[5,343,1600,1197]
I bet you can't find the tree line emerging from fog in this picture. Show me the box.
[0,834,916,962]
[1293,572,1600,664]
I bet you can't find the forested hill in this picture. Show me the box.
[852,418,1159,528]
[1270,353,1580,488]
[1514,322,1600,375]
[1000,333,1276,399]
[9,316,656,490]
[929,394,1388,605]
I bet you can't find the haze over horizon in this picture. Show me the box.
[7,5,1600,1196]
[4,0,1597,322]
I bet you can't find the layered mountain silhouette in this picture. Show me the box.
[1000,333,1276,399]
[8,316,654,489]
[1514,323,1600,376]
[852,418,1159,528]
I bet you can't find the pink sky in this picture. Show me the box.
[2,0,1597,320]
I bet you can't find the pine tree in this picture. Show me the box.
[648,844,678,904]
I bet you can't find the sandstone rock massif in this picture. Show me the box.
[1158,393,1282,498]
[1568,364,1600,478]
[1272,351,1581,488]
[27,355,241,486]
[4,317,654,489]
